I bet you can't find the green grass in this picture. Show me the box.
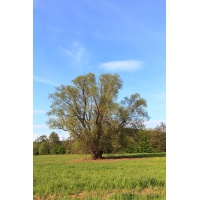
[33,153,166,200]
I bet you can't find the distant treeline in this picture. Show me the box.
[33,122,166,155]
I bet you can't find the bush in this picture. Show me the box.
[138,130,152,153]
[38,142,49,155]
[50,145,65,154]
[33,146,39,155]
[33,142,40,155]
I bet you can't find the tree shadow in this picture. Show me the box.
[102,152,166,159]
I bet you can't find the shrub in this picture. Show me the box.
[38,142,49,155]
[33,142,40,155]
[138,130,152,153]
[50,145,65,154]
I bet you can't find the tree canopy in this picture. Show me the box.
[48,132,60,148]
[46,73,149,159]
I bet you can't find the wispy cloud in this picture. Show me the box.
[152,92,166,99]
[99,60,143,71]
[33,110,46,114]
[33,124,48,129]
[61,41,88,66]
[33,76,59,86]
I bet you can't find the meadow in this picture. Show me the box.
[33,153,166,200]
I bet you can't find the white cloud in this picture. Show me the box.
[33,110,46,114]
[33,124,48,129]
[99,60,143,71]
[153,92,166,99]
[33,76,59,86]
[62,41,87,66]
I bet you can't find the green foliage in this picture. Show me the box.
[60,140,71,154]
[48,132,60,148]
[148,122,166,152]
[149,131,166,152]
[116,128,140,153]
[155,122,166,133]
[138,130,152,153]
[35,135,48,143]
[38,142,49,155]
[33,142,40,155]
[50,145,65,154]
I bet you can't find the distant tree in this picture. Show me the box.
[35,135,48,143]
[123,128,140,153]
[48,132,60,148]
[50,145,65,154]
[149,122,166,152]
[155,122,166,133]
[138,130,152,153]
[47,73,149,159]
[38,142,49,155]
[60,139,71,154]
[149,131,166,152]
[33,141,40,155]
[111,128,140,153]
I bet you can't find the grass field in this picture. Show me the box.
[33,153,166,200]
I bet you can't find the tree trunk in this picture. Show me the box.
[92,150,103,160]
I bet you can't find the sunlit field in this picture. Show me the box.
[33,153,166,200]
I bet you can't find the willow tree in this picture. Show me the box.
[46,73,149,159]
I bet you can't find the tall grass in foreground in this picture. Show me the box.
[33,153,166,200]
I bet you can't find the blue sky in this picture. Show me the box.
[33,0,166,140]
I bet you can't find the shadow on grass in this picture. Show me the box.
[102,152,166,159]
